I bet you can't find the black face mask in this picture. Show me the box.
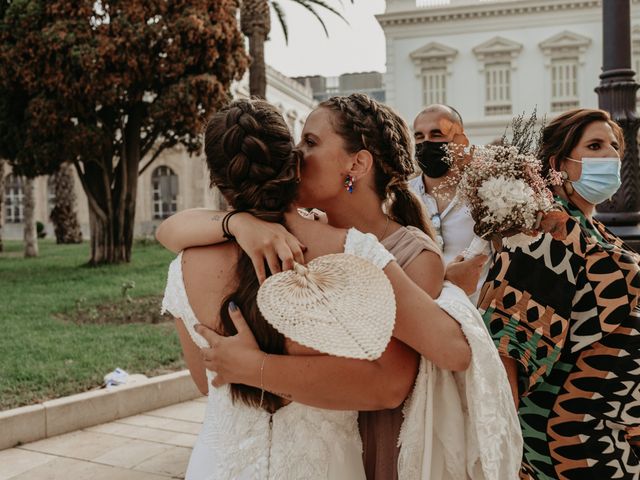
[415,141,450,178]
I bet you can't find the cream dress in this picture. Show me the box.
[162,228,394,480]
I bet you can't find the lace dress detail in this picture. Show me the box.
[162,228,394,480]
[343,228,395,269]
[398,282,523,479]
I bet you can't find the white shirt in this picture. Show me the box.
[409,175,490,305]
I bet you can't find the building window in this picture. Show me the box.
[485,63,512,115]
[539,31,591,113]
[410,42,458,108]
[473,36,521,117]
[4,174,24,223]
[422,68,447,105]
[551,58,579,111]
[325,76,340,94]
[152,166,178,220]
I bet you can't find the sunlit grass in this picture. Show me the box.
[0,239,184,410]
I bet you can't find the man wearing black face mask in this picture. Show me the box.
[408,104,490,305]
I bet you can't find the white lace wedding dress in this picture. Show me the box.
[161,229,394,480]
[398,282,523,480]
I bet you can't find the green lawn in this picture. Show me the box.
[0,239,185,410]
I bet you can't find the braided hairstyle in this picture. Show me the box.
[204,99,299,412]
[319,93,435,239]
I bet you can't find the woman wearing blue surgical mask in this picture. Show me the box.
[479,108,640,479]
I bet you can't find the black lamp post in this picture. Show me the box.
[595,0,640,247]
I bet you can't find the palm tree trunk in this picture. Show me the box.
[50,162,83,244]
[240,0,271,99]
[248,32,267,98]
[23,176,38,257]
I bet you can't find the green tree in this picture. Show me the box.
[0,0,248,264]
[241,0,351,98]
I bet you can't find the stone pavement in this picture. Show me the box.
[0,397,207,480]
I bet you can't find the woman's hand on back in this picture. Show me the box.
[229,213,306,283]
[196,304,264,388]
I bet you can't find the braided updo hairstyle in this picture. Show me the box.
[319,93,435,239]
[204,99,299,413]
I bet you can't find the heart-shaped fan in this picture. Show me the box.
[257,253,396,360]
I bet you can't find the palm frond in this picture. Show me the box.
[303,0,349,25]
[271,1,289,44]
[269,0,352,40]
[290,1,330,36]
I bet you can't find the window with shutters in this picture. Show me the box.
[473,36,521,116]
[422,68,447,105]
[4,174,24,223]
[551,57,579,112]
[152,166,178,220]
[484,62,512,115]
[539,31,591,113]
[410,42,458,108]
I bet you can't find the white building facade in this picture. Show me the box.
[378,0,640,144]
[2,66,316,240]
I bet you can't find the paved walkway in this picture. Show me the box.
[0,397,207,480]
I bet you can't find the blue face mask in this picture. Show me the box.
[566,157,621,205]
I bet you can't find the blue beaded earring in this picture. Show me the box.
[344,175,355,193]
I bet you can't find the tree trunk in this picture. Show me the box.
[248,32,267,98]
[0,159,5,253]
[23,176,38,257]
[77,104,142,265]
[241,0,270,99]
[50,162,83,244]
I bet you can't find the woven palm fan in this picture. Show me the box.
[257,253,396,360]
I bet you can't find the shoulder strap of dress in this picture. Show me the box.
[384,226,443,270]
[161,252,210,349]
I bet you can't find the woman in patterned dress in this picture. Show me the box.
[479,108,640,479]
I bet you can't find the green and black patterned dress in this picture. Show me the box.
[479,198,640,480]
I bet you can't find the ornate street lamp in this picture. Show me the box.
[595,0,640,247]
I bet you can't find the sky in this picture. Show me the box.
[264,0,387,78]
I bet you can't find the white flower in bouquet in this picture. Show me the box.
[477,176,535,224]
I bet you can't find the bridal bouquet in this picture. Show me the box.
[455,144,559,248]
[438,112,566,249]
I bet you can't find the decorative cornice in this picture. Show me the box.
[377,0,601,28]
[409,41,458,76]
[473,36,523,60]
[539,30,592,56]
[410,41,459,61]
